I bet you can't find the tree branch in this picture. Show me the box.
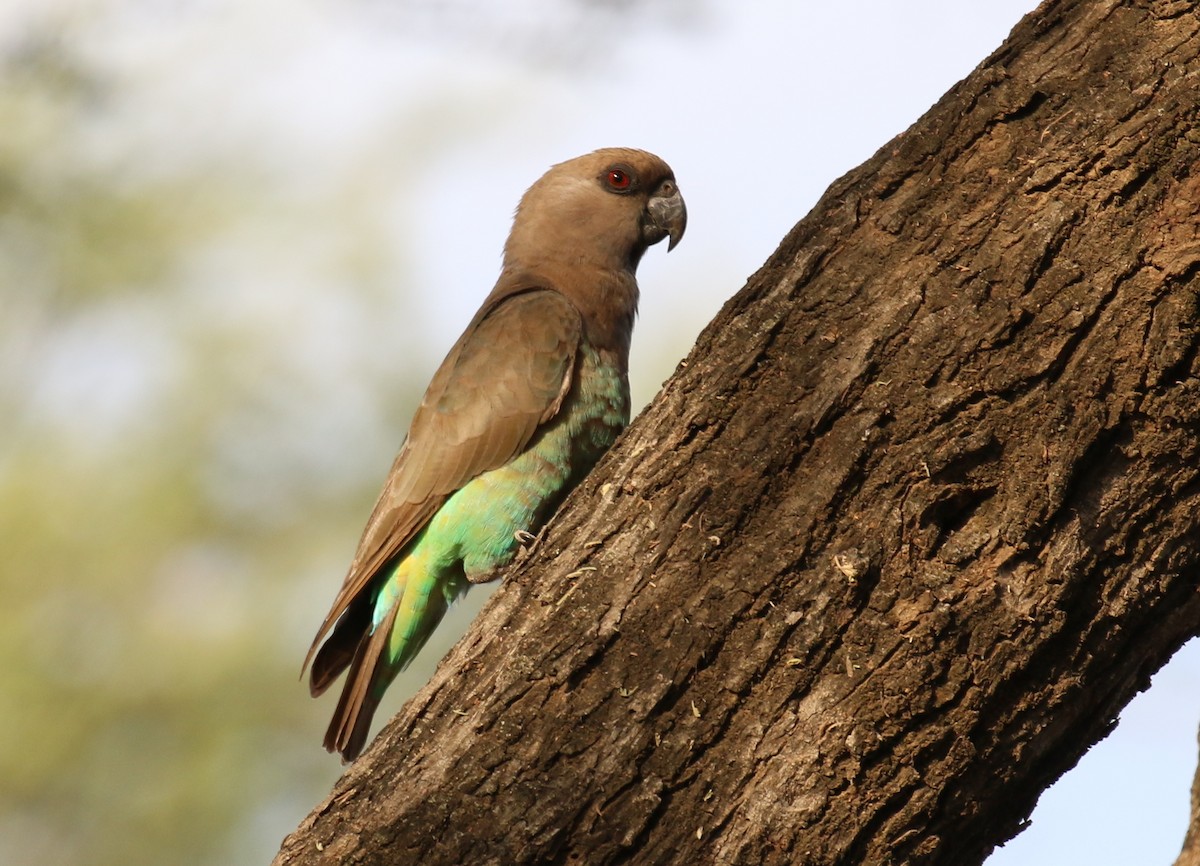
[276,0,1200,863]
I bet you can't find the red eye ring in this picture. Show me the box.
[606,169,632,190]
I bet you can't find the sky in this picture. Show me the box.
[5,0,1198,862]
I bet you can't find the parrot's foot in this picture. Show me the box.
[513,526,548,562]
[462,527,544,585]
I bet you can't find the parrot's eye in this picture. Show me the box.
[606,168,632,191]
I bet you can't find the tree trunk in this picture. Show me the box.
[275,1,1200,863]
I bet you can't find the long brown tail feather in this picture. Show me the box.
[323,601,399,761]
[308,597,372,697]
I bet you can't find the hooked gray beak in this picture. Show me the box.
[644,180,687,251]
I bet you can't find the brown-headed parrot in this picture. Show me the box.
[305,148,686,761]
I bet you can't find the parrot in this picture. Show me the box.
[304,148,686,761]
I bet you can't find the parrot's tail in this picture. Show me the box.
[320,563,466,761]
[321,601,398,761]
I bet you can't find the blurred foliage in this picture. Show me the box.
[0,30,330,866]
[0,16,447,866]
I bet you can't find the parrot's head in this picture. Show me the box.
[506,147,686,276]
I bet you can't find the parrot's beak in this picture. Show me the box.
[644,181,687,251]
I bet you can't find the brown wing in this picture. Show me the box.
[304,288,582,670]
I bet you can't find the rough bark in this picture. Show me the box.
[1177,724,1200,866]
[276,1,1200,863]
